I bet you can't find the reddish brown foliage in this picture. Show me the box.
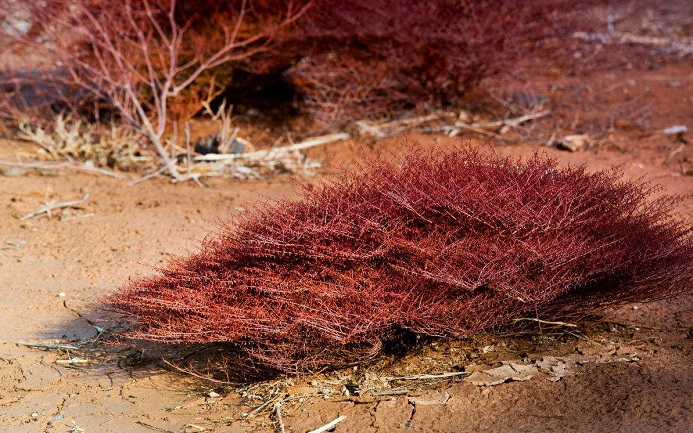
[110,147,693,374]
[3,0,591,135]
[270,0,586,128]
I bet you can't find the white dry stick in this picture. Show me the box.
[357,112,461,137]
[273,401,285,433]
[0,160,128,179]
[447,123,500,138]
[572,31,693,55]
[472,109,551,129]
[71,163,128,179]
[373,389,409,396]
[382,371,469,381]
[425,110,550,137]
[0,240,27,250]
[17,342,80,350]
[194,133,350,162]
[355,121,388,138]
[56,357,89,365]
[20,188,89,221]
[307,416,347,433]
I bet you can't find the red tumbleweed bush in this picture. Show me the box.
[110,148,693,373]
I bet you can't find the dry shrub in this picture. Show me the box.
[2,0,590,142]
[110,147,693,374]
[268,0,587,129]
[0,0,308,179]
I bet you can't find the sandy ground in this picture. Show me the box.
[1,3,693,432]
[1,131,692,432]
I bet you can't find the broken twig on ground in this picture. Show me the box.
[62,300,105,336]
[512,318,578,327]
[0,240,27,250]
[194,133,349,162]
[135,421,176,433]
[307,415,347,433]
[382,372,469,381]
[572,31,693,55]
[0,160,128,179]
[273,401,285,433]
[372,389,409,396]
[20,188,89,221]
[160,359,244,385]
[356,112,457,137]
[245,394,286,419]
[472,109,551,129]
[17,341,80,350]
[56,357,90,365]
[423,110,550,137]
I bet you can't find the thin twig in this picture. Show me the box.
[60,213,95,221]
[56,357,90,365]
[473,109,551,128]
[245,394,285,418]
[572,31,693,55]
[376,112,452,130]
[63,300,105,335]
[512,318,578,328]
[20,188,89,221]
[0,240,27,250]
[355,121,388,138]
[273,401,285,433]
[372,389,409,396]
[382,371,469,381]
[356,112,460,137]
[17,342,80,350]
[135,421,176,433]
[446,124,500,137]
[71,163,128,179]
[0,160,128,179]
[160,358,245,385]
[424,110,550,137]
[184,121,192,178]
[128,165,167,186]
[194,133,350,162]
[307,416,347,433]
[422,123,498,137]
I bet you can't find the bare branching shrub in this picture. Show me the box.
[1,0,309,179]
[110,147,693,374]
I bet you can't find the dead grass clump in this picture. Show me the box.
[109,147,693,374]
[17,115,151,171]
